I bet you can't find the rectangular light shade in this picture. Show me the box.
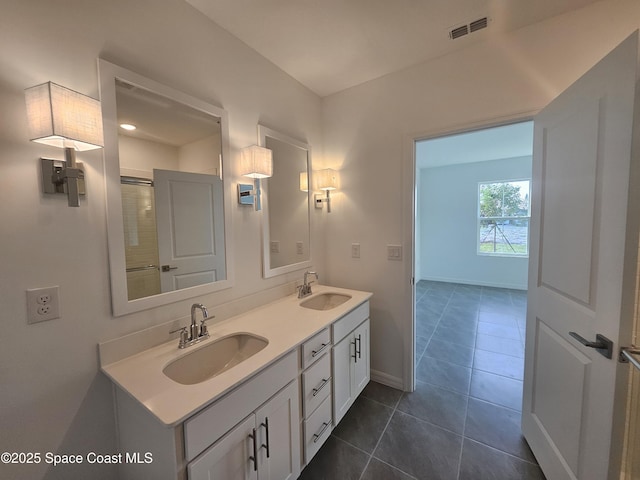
[25,82,104,151]
[299,171,309,192]
[240,145,273,178]
[316,168,338,190]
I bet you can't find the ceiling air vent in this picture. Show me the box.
[470,17,488,33]
[449,16,489,40]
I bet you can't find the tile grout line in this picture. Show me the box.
[356,390,404,480]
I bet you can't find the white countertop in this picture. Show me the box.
[101,285,372,427]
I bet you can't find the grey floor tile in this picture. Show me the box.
[478,310,520,327]
[476,333,524,358]
[416,356,472,395]
[299,435,369,480]
[439,313,478,333]
[332,396,393,453]
[361,458,417,480]
[416,321,436,339]
[473,349,524,380]
[477,321,521,340]
[432,324,477,348]
[362,381,404,408]
[397,381,468,434]
[374,411,462,480]
[459,439,545,480]
[416,303,443,326]
[424,338,474,368]
[470,370,523,411]
[415,335,429,364]
[465,398,537,462]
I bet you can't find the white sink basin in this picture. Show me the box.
[163,333,268,385]
[300,293,352,311]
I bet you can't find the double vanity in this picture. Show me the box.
[100,285,372,480]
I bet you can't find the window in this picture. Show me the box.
[478,180,530,256]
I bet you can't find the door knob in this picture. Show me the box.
[569,332,613,359]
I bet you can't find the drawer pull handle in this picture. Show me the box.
[261,417,270,458]
[312,377,332,397]
[312,342,330,357]
[249,428,258,471]
[313,421,331,443]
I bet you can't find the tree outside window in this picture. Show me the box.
[478,180,530,256]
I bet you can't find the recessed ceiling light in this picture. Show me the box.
[120,123,136,131]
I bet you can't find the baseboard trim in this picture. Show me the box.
[370,369,405,391]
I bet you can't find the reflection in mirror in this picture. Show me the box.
[259,125,312,278]
[99,60,232,316]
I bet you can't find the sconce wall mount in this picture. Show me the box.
[25,82,103,207]
[314,168,338,213]
[237,145,272,211]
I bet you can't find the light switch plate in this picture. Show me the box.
[387,244,402,261]
[351,243,361,258]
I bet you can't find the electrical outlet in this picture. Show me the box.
[27,286,60,324]
[351,243,361,258]
[270,241,280,254]
[296,241,304,255]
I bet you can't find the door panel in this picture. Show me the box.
[539,100,599,305]
[523,32,638,480]
[154,168,226,293]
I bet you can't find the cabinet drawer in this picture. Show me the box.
[303,395,332,463]
[184,349,297,461]
[332,301,369,344]
[301,328,331,370]
[302,353,331,417]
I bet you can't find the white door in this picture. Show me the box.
[154,168,226,293]
[523,33,638,480]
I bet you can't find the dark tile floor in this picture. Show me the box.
[300,281,546,480]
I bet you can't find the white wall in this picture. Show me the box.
[0,1,323,479]
[322,0,640,386]
[418,156,532,290]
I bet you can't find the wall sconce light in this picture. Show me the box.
[315,168,338,213]
[299,171,309,192]
[25,82,104,207]
[237,145,273,211]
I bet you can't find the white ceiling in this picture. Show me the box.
[185,0,601,97]
[416,121,534,169]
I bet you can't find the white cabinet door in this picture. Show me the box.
[332,334,355,424]
[188,414,258,480]
[523,33,638,480]
[332,319,371,425]
[255,380,300,480]
[352,319,370,397]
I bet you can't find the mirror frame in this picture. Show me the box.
[98,59,234,316]
[258,125,312,278]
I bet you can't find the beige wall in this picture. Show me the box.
[321,0,640,385]
[0,1,322,479]
[2,0,640,478]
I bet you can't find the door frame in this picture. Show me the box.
[401,109,540,392]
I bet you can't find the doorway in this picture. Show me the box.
[412,121,538,470]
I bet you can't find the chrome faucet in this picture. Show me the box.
[298,271,318,298]
[170,303,213,349]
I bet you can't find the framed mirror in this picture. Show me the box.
[258,125,312,278]
[99,59,233,316]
